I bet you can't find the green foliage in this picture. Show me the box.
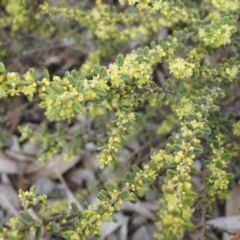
[1,0,240,239]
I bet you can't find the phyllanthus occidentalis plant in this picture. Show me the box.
[0,0,240,239]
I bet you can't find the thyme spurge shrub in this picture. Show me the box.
[0,0,240,239]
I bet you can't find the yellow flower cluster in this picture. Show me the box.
[19,187,47,209]
[169,58,195,79]
[225,66,239,81]
[153,73,234,237]
[1,0,240,239]
[233,121,240,136]
[0,0,29,31]
[0,0,54,36]
[199,23,236,48]
[211,0,239,12]
[97,111,135,168]
[207,134,232,198]
[40,1,153,42]
[80,50,101,77]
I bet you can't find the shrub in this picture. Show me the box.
[0,0,240,239]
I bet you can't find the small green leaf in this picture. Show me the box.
[43,68,50,79]
[38,102,48,108]
[24,232,30,240]
[80,235,86,240]
[143,46,149,55]
[67,75,77,85]
[93,64,100,74]
[190,165,199,174]
[94,87,107,96]
[124,172,134,182]
[150,41,156,48]
[46,86,53,94]
[105,183,117,192]
[39,93,48,100]
[83,201,88,210]
[215,160,222,167]
[193,144,203,155]
[29,68,36,79]
[27,95,33,101]
[98,191,109,201]
[97,203,105,213]
[120,73,130,81]
[99,189,110,197]
[164,188,175,195]
[73,100,83,113]
[201,126,211,135]
[51,221,60,233]
[0,62,6,73]
[48,108,58,120]
[186,149,194,157]
[116,54,124,66]
[204,160,211,165]
[136,55,143,63]
[195,131,204,138]
[52,86,64,95]
[143,177,153,185]
[184,113,196,121]
[103,75,110,81]
[172,144,182,151]
[71,70,79,79]
[211,140,220,148]
[111,214,118,223]
[208,105,220,112]
[71,202,78,212]
[226,173,235,180]
[149,162,158,170]
[182,219,195,230]
[133,176,141,184]
[182,197,193,206]
[99,66,106,78]
[166,93,173,101]
[110,196,118,205]
[166,169,177,177]
[19,211,33,223]
[77,210,85,218]
[62,231,75,239]
[76,81,83,91]
[34,220,43,228]
[128,193,137,203]
[120,189,129,199]
[165,144,173,154]
[25,201,34,209]
[185,191,198,198]
[137,48,143,55]
[168,136,175,144]
[159,92,166,100]
[222,152,232,160]
[132,164,141,173]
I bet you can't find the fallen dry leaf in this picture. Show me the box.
[132,226,151,240]
[55,168,83,211]
[207,215,240,231]
[0,151,43,174]
[226,183,240,216]
[122,201,159,219]
[100,212,130,240]
[0,183,20,209]
[40,154,81,180]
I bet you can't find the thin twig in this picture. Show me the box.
[200,168,207,240]
[22,44,66,56]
